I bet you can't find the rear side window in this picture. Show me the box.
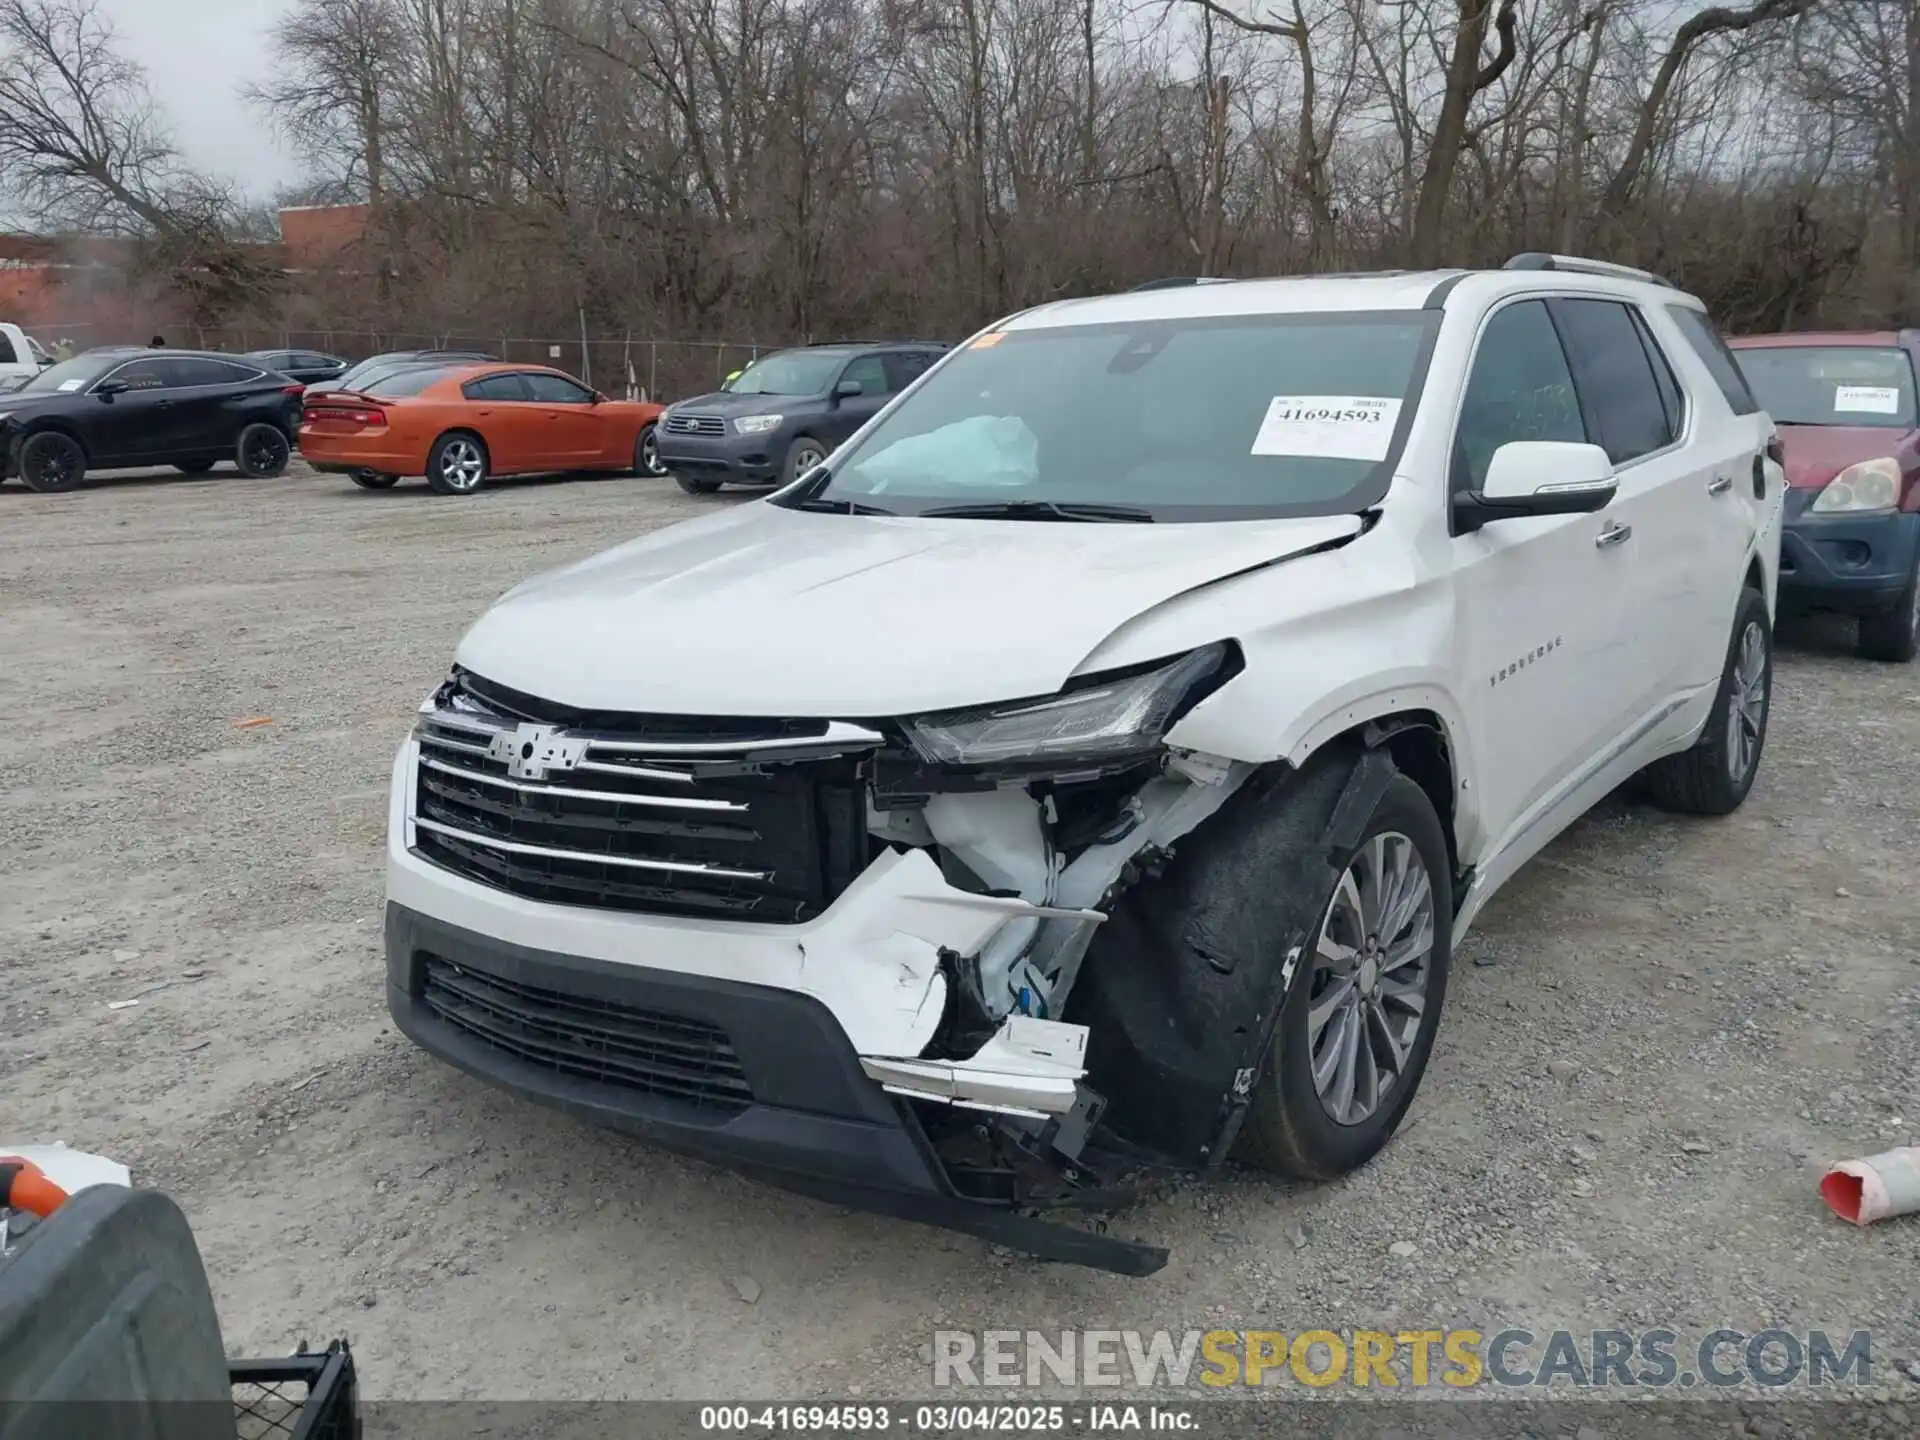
[1551,299,1675,463]
[104,358,170,390]
[462,372,529,401]
[1666,305,1760,415]
[363,366,453,398]
[168,358,261,387]
[1454,299,1587,491]
[0,332,19,364]
[884,351,937,390]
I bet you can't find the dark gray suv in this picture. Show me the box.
[657,341,947,493]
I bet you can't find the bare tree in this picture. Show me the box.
[248,0,411,207]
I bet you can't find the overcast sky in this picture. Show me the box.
[100,0,300,199]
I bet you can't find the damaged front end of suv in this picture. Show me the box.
[389,633,1378,1275]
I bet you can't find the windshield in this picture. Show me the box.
[728,350,846,396]
[1734,345,1918,427]
[792,312,1437,520]
[18,353,121,394]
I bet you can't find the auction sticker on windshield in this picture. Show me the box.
[1834,385,1900,415]
[1252,396,1401,461]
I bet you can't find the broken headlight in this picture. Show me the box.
[903,643,1229,766]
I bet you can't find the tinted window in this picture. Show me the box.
[1553,299,1675,463]
[462,372,529,401]
[1730,345,1918,428]
[839,355,888,395]
[0,332,20,364]
[523,371,595,403]
[250,351,289,368]
[104,358,171,391]
[168,357,259,387]
[1632,315,1683,439]
[1666,306,1760,415]
[296,352,340,370]
[364,366,455,398]
[1454,300,1586,491]
[808,313,1438,520]
[884,351,936,391]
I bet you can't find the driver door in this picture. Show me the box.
[85,357,179,465]
[1449,299,1641,857]
[520,370,606,464]
[822,354,890,449]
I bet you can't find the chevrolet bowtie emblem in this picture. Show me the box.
[485,722,591,781]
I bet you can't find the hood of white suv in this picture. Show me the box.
[454,502,1364,715]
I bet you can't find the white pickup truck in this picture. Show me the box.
[0,322,55,392]
[382,254,1784,1273]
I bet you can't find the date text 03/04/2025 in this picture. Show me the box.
[699,1405,1199,1431]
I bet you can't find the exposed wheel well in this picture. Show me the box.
[1323,711,1463,909]
[431,429,489,462]
[20,423,90,464]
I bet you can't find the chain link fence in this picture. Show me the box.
[31,323,768,403]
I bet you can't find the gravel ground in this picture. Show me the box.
[3,462,1918,1416]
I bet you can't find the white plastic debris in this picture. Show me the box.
[1820,1146,1920,1225]
[0,1143,131,1194]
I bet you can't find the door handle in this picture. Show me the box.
[1707,474,1733,495]
[1595,521,1633,548]
[154,400,174,410]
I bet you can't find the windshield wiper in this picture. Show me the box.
[788,495,900,516]
[918,499,1156,523]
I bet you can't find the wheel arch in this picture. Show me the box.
[17,419,92,464]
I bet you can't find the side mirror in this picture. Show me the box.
[93,378,127,397]
[834,379,864,400]
[1456,440,1617,532]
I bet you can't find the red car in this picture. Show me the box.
[298,361,667,495]
[1727,329,1920,662]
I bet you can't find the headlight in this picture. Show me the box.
[734,414,783,435]
[903,644,1229,765]
[1811,458,1902,513]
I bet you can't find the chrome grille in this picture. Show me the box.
[421,956,753,1112]
[409,672,880,922]
[663,412,726,437]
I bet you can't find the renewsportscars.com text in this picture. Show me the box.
[931,1328,1873,1390]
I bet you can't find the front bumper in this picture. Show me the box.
[383,739,1167,1272]
[655,428,784,485]
[1778,495,1920,615]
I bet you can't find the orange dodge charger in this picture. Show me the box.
[298,361,667,495]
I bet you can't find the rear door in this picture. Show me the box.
[1548,297,1712,708]
[459,371,535,471]
[520,370,606,464]
[823,353,890,448]
[163,357,266,456]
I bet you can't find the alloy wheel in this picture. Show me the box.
[792,443,826,473]
[440,439,485,491]
[640,427,664,476]
[1725,619,1767,783]
[1306,832,1438,1127]
[245,430,288,474]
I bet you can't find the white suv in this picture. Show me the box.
[384,255,1785,1274]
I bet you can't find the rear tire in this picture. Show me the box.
[1637,586,1772,814]
[1856,559,1919,663]
[426,432,488,495]
[17,431,86,493]
[350,470,400,490]
[174,460,217,475]
[675,473,721,495]
[236,424,291,478]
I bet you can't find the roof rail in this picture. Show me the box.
[1128,276,1238,292]
[1504,252,1673,289]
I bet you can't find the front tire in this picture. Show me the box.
[426,432,489,495]
[236,424,291,478]
[1637,585,1772,814]
[17,431,86,493]
[1856,559,1919,663]
[1237,772,1453,1180]
[782,436,828,486]
[634,424,666,477]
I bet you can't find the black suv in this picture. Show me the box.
[657,341,947,493]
